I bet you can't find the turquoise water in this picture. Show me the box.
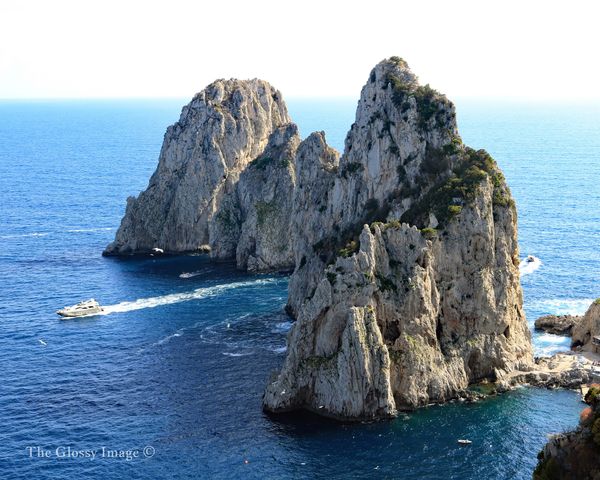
[0,97,598,479]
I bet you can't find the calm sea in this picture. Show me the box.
[0,97,599,479]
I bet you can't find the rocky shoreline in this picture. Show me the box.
[534,314,583,336]
[530,299,600,479]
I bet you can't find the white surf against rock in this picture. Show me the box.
[529,298,595,316]
[101,278,275,315]
[519,255,542,276]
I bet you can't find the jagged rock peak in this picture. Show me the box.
[263,57,533,420]
[348,56,456,147]
[103,78,294,258]
[368,57,418,88]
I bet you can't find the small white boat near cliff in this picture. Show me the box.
[56,299,104,318]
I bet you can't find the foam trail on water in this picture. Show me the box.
[519,255,542,276]
[0,232,48,239]
[101,279,275,315]
[155,331,183,346]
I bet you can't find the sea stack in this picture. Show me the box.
[103,78,298,272]
[264,58,533,419]
[105,57,534,420]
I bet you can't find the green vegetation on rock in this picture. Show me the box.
[448,205,462,217]
[375,273,397,292]
[215,209,237,229]
[339,239,359,258]
[420,227,438,240]
[388,348,403,363]
[255,201,278,226]
[401,148,514,230]
[386,72,452,130]
[341,162,363,177]
[300,351,340,371]
[250,155,291,171]
[250,156,275,170]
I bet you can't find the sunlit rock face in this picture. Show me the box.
[264,58,533,420]
[104,78,297,272]
[104,58,534,420]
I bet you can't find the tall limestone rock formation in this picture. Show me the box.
[263,57,533,420]
[104,78,298,272]
[105,57,534,420]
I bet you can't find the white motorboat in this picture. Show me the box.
[457,439,472,445]
[56,299,104,318]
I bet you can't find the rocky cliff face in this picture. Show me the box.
[104,78,297,271]
[263,58,533,420]
[106,57,534,421]
[572,300,600,349]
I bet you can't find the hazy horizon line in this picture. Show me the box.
[1,95,600,105]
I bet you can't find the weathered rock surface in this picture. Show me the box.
[105,57,536,421]
[534,314,583,336]
[572,300,600,349]
[263,58,534,420]
[104,78,297,271]
[213,124,300,271]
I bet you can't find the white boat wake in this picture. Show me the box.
[519,255,542,276]
[101,278,275,315]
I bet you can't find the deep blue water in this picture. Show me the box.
[0,97,599,479]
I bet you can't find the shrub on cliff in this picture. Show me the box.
[584,385,600,405]
[420,227,437,240]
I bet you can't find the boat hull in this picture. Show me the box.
[57,308,104,318]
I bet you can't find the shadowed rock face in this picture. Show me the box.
[264,58,533,420]
[106,57,534,420]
